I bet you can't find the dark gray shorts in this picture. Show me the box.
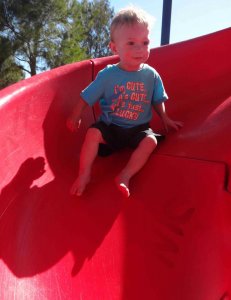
[90,121,165,156]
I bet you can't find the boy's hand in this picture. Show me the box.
[162,115,183,132]
[66,116,81,132]
[66,97,88,132]
[153,103,183,133]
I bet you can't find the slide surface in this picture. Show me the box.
[0,28,231,300]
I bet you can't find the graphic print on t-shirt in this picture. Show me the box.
[110,81,151,121]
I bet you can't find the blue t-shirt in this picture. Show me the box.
[81,64,168,128]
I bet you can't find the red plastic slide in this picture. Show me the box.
[0,28,231,300]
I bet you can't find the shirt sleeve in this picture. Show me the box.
[80,69,106,106]
[152,73,168,104]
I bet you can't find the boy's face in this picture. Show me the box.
[110,23,150,71]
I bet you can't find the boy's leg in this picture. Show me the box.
[71,128,105,196]
[115,135,157,197]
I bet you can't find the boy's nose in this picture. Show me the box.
[134,44,143,52]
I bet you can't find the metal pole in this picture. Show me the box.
[161,0,172,45]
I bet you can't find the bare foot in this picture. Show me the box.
[70,173,90,196]
[115,175,130,198]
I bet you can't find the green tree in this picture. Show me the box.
[46,0,87,68]
[48,0,114,67]
[0,0,114,78]
[79,0,114,58]
[0,36,24,89]
[0,0,85,76]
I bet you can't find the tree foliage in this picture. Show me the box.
[0,36,24,89]
[0,0,114,83]
[79,0,114,58]
[45,0,114,67]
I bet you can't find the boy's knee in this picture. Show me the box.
[143,135,157,153]
[85,128,103,143]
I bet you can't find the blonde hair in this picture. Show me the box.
[110,6,155,41]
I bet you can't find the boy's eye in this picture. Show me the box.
[127,40,149,46]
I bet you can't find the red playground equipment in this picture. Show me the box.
[0,28,231,300]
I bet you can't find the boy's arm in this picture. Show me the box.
[66,97,88,132]
[153,102,183,132]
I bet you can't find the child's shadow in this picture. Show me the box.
[0,156,122,278]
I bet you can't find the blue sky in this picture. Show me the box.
[110,0,231,48]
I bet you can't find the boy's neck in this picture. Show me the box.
[117,62,145,72]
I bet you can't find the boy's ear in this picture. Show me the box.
[109,41,117,54]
